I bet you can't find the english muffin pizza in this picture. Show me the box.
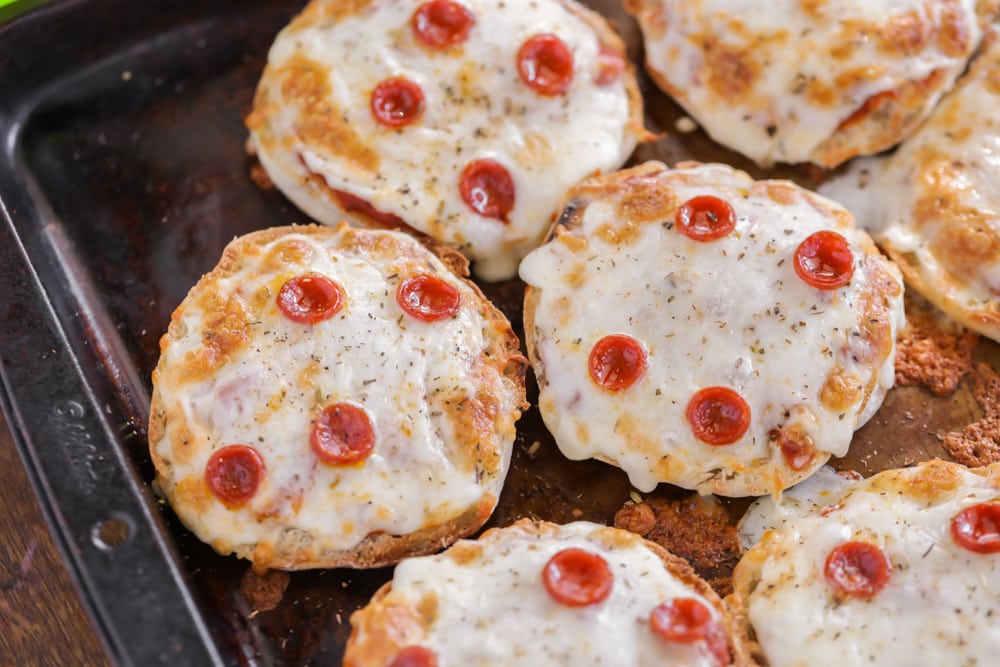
[821,26,1000,342]
[625,0,999,167]
[520,161,906,497]
[345,519,751,666]
[732,460,1000,667]
[147,224,527,570]
[246,0,647,281]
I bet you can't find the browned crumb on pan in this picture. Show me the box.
[614,494,740,597]
[894,294,978,396]
[239,567,290,615]
[942,364,1000,467]
[969,362,1000,418]
[249,163,275,191]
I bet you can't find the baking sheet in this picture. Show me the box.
[0,0,994,664]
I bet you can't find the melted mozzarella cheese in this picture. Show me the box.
[388,521,725,665]
[635,0,987,166]
[519,162,905,496]
[250,0,638,280]
[739,463,1000,667]
[820,27,1000,341]
[155,229,516,553]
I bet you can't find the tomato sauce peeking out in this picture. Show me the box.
[675,195,736,241]
[277,275,345,324]
[951,502,1000,554]
[686,387,751,445]
[205,445,265,507]
[389,645,439,667]
[371,77,426,128]
[311,403,376,465]
[824,541,891,600]
[588,334,647,391]
[397,274,461,322]
[794,230,855,290]
[517,33,574,96]
[594,45,625,85]
[542,547,614,607]
[412,0,475,49]
[459,159,515,222]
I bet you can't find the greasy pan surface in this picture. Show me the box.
[0,0,996,664]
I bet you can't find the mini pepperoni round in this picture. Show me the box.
[205,445,265,507]
[650,597,716,644]
[397,274,461,322]
[311,403,376,466]
[588,334,647,391]
[686,387,751,445]
[459,159,515,222]
[794,230,855,290]
[411,0,475,49]
[594,45,625,85]
[542,547,613,607]
[951,502,1000,554]
[824,541,892,600]
[777,430,816,471]
[371,77,425,128]
[675,195,736,242]
[277,274,344,324]
[389,645,439,667]
[517,34,574,96]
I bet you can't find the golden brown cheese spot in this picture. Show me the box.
[174,475,212,516]
[595,219,643,247]
[417,591,439,625]
[563,262,588,289]
[701,37,759,102]
[442,392,503,477]
[348,602,427,667]
[798,0,827,20]
[774,422,817,472]
[895,295,977,396]
[878,11,931,56]
[590,525,644,550]
[445,541,483,566]
[936,0,972,58]
[623,495,741,597]
[181,293,254,380]
[616,178,678,224]
[167,422,199,467]
[820,366,863,413]
[896,459,964,501]
[261,238,315,273]
[288,0,375,30]
[276,54,379,173]
[554,226,591,254]
[517,132,555,168]
[762,183,798,206]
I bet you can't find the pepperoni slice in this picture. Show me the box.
[675,195,736,242]
[412,0,475,48]
[776,429,816,471]
[951,502,1000,554]
[588,334,647,391]
[389,646,438,667]
[396,274,461,322]
[824,541,892,600]
[650,597,716,643]
[459,159,515,222]
[277,275,344,324]
[205,445,265,507]
[371,77,425,128]
[686,387,751,445]
[594,45,625,85]
[542,548,613,607]
[517,34,574,96]
[311,403,375,465]
[794,230,855,290]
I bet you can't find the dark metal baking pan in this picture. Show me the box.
[0,0,993,665]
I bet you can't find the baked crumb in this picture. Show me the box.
[250,163,275,191]
[239,568,290,614]
[614,494,740,597]
[895,294,978,396]
[942,363,1000,466]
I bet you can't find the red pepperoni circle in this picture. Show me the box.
[588,334,647,391]
[824,541,892,600]
[205,445,265,507]
[459,159,515,222]
[277,275,344,324]
[311,403,375,465]
[396,274,461,322]
[675,195,736,242]
[412,0,475,48]
[517,33,574,96]
[794,230,855,290]
[686,387,751,445]
[650,597,716,644]
[389,645,439,667]
[951,502,1000,554]
[371,77,425,128]
[542,548,613,607]
[594,45,625,85]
